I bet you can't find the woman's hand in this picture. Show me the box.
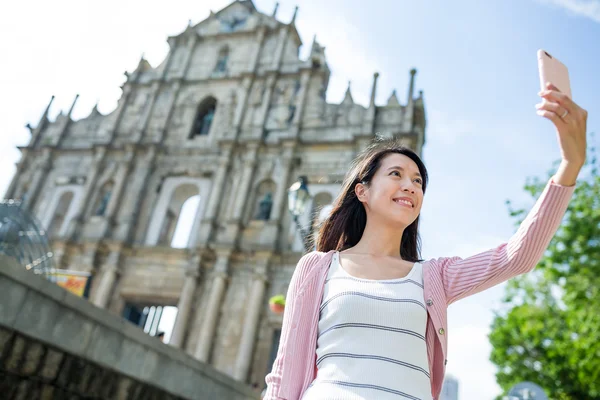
[536,82,588,185]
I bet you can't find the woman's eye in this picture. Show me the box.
[391,171,400,177]
[414,179,423,185]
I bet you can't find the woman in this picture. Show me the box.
[264,83,587,400]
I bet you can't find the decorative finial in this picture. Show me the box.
[407,68,417,105]
[342,81,354,105]
[66,94,80,118]
[291,6,299,23]
[39,95,55,124]
[369,72,379,107]
[386,90,400,107]
[272,2,279,17]
[91,99,100,115]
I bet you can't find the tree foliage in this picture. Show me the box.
[489,140,600,399]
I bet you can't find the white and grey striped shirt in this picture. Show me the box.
[301,251,432,400]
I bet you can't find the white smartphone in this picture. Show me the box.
[537,49,572,99]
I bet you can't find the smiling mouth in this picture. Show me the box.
[393,198,414,208]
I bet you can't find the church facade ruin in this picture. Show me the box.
[6,0,426,389]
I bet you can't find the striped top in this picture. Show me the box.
[265,177,575,400]
[301,251,431,400]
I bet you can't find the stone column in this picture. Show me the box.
[22,148,52,212]
[195,250,230,362]
[256,74,276,129]
[232,76,253,133]
[104,147,134,224]
[119,147,157,244]
[231,144,259,221]
[196,147,232,245]
[30,95,55,148]
[290,70,312,137]
[204,146,232,221]
[55,94,79,148]
[178,34,198,80]
[271,26,289,71]
[170,254,201,348]
[136,81,161,141]
[66,147,107,240]
[269,144,295,222]
[362,72,379,135]
[109,85,133,143]
[159,80,182,143]
[402,69,417,132]
[91,250,121,309]
[247,27,266,73]
[233,271,268,381]
[156,36,197,142]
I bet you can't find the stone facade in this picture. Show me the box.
[5,0,425,389]
[0,255,257,400]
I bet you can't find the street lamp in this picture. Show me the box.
[287,176,311,252]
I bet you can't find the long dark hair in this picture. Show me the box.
[315,139,429,262]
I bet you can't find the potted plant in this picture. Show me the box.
[268,294,286,314]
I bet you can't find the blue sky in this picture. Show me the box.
[1,0,598,398]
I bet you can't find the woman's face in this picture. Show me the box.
[356,153,424,227]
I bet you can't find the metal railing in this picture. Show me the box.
[0,199,54,277]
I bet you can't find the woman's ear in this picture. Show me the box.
[355,182,368,203]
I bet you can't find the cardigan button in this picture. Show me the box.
[445,359,448,366]
[438,328,445,335]
[426,299,433,306]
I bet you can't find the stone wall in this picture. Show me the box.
[0,255,258,400]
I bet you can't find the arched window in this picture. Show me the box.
[48,191,74,238]
[214,47,229,73]
[157,183,200,247]
[92,181,114,217]
[190,97,217,137]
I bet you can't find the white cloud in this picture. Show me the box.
[536,0,600,22]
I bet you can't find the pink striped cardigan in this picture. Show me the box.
[264,178,574,399]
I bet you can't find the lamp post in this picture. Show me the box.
[287,176,311,252]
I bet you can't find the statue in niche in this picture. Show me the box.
[198,107,215,135]
[255,192,273,220]
[287,105,296,125]
[94,190,112,216]
[214,49,229,73]
[272,83,288,105]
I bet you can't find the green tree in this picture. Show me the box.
[489,142,600,400]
